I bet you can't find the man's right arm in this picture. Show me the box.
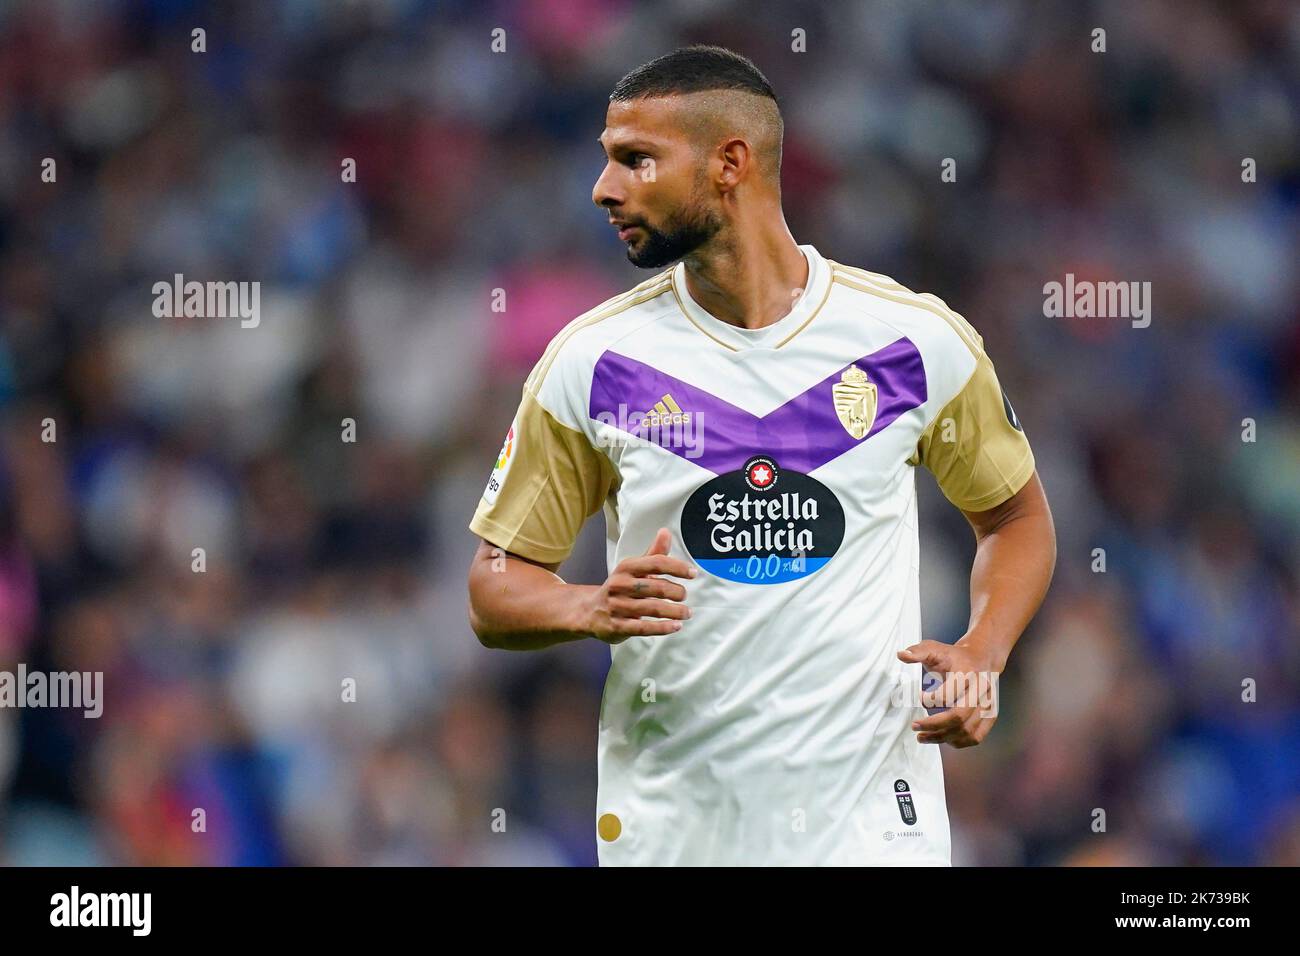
[467,529,694,650]
[467,351,693,650]
[468,537,593,650]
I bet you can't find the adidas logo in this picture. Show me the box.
[639,393,692,428]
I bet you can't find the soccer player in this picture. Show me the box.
[466,45,1056,865]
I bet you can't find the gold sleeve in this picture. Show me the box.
[468,387,616,565]
[908,350,1035,512]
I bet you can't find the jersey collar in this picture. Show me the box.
[670,243,832,351]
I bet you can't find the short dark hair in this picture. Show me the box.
[610,45,778,105]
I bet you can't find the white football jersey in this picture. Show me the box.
[470,243,1035,865]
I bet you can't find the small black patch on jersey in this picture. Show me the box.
[1001,388,1023,431]
[894,779,918,826]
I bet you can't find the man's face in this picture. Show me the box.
[593,97,723,268]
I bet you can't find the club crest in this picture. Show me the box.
[832,364,877,439]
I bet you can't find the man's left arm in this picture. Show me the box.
[899,333,1057,747]
[898,470,1055,746]
[956,468,1056,674]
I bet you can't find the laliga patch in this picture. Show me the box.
[894,779,918,826]
[681,454,844,584]
[481,418,517,505]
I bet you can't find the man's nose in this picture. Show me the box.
[592,163,623,209]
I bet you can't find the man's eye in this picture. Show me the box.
[626,154,647,167]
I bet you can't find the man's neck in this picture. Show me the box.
[680,224,808,331]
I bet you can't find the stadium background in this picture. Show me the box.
[0,0,1297,866]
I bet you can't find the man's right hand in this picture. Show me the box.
[579,527,695,644]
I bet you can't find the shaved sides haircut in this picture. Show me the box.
[610,45,784,187]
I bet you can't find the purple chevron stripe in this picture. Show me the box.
[588,337,927,475]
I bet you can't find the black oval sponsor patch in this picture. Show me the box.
[681,455,845,584]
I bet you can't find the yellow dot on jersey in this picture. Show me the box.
[597,813,622,842]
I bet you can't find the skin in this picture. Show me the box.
[467,90,1058,749]
[899,470,1056,747]
[592,91,807,329]
[468,528,693,651]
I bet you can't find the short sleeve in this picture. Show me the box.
[468,387,615,564]
[908,349,1035,512]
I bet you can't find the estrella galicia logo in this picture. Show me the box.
[742,455,779,492]
[1001,388,1023,432]
[894,779,918,826]
[681,454,844,584]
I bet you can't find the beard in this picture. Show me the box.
[623,186,723,269]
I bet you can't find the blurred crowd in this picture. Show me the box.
[0,0,1297,866]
